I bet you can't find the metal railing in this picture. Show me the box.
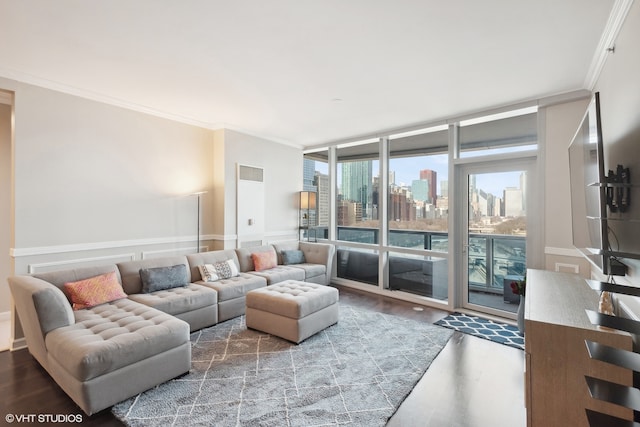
[314,225,525,295]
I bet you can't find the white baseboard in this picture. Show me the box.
[0,311,9,322]
[11,337,27,351]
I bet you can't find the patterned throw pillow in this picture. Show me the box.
[251,250,278,272]
[198,260,239,282]
[282,250,305,265]
[64,271,128,310]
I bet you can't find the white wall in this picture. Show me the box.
[10,81,214,250]
[223,129,302,245]
[0,77,303,269]
[542,98,593,277]
[594,0,640,280]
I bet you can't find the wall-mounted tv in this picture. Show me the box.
[568,92,610,273]
[569,92,640,276]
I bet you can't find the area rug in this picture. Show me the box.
[435,312,524,350]
[112,302,453,426]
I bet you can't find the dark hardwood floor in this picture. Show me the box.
[0,286,525,426]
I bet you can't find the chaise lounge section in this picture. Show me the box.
[8,265,192,416]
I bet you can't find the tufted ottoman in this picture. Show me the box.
[245,280,339,343]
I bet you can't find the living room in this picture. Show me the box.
[1,1,640,426]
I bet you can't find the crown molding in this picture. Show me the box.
[584,0,635,90]
[0,66,219,130]
[0,67,303,148]
[0,90,12,105]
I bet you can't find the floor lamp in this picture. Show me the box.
[299,191,317,241]
[192,191,207,253]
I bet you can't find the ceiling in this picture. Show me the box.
[0,1,620,147]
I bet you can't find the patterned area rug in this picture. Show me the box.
[112,302,453,426]
[435,312,524,350]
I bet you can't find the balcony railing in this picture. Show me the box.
[312,225,525,300]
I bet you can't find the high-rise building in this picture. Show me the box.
[419,169,437,203]
[504,187,524,217]
[341,161,373,219]
[477,189,489,217]
[411,179,429,202]
[303,158,317,192]
[337,200,361,226]
[389,187,414,222]
[314,172,329,227]
[302,158,319,226]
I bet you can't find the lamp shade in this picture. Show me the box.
[300,191,317,209]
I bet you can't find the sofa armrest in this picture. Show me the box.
[8,276,75,366]
[299,242,335,273]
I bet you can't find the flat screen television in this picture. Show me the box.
[568,92,610,274]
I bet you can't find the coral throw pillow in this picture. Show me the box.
[252,250,277,272]
[64,271,127,311]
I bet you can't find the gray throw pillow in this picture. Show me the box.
[140,264,189,293]
[282,250,305,265]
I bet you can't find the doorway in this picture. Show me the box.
[458,159,534,317]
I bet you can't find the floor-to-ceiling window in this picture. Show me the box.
[303,104,540,318]
[302,149,329,241]
[387,126,449,300]
[334,140,380,285]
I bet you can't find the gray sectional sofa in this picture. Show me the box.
[8,241,334,416]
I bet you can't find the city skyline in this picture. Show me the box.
[312,156,522,199]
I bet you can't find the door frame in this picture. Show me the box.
[454,156,540,318]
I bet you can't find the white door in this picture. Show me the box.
[458,159,536,317]
[237,164,265,248]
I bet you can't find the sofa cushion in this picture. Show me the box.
[196,273,266,302]
[140,264,189,293]
[281,250,305,265]
[198,260,239,282]
[248,265,305,285]
[45,298,189,382]
[290,263,326,280]
[127,284,217,316]
[252,250,277,272]
[64,271,128,310]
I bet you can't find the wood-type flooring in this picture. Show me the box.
[0,286,525,426]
